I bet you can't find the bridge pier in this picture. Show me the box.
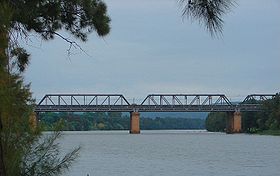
[226,111,242,133]
[130,112,140,134]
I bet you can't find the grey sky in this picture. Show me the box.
[25,0,280,103]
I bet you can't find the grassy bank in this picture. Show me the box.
[256,130,280,136]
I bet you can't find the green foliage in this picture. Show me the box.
[205,112,226,132]
[1,0,111,75]
[0,73,36,176]
[0,72,80,176]
[10,47,30,72]
[242,94,280,133]
[8,0,110,41]
[1,0,111,175]
[179,0,236,36]
[40,112,205,131]
[21,130,80,176]
[141,117,205,130]
[257,129,280,136]
[40,112,129,131]
[205,94,280,134]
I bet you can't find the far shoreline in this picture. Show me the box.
[42,129,280,136]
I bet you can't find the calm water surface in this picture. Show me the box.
[59,130,280,176]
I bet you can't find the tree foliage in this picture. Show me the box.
[1,0,110,72]
[1,0,111,175]
[0,73,35,176]
[39,112,205,131]
[0,62,80,176]
[205,112,226,132]
[179,0,236,36]
[242,94,280,133]
[205,94,280,133]
[8,0,110,40]
[21,130,80,176]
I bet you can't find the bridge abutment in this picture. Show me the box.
[130,112,140,134]
[226,111,242,133]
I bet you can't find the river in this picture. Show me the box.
[59,130,280,176]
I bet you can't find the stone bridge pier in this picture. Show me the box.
[130,112,140,134]
[226,111,242,133]
[130,111,242,134]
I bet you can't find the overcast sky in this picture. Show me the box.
[25,0,280,103]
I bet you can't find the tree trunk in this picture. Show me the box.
[0,115,6,176]
[0,26,8,176]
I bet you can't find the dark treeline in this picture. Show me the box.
[39,112,205,131]
[205,112,227,132]
[141,117,204,130]
[205,94,280,134]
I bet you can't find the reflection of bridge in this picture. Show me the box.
[35,94,276,134]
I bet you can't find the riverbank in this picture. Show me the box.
[256,130,280,136]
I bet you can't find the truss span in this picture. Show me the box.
[38,94,130,106]
[140,94,232,106]
[242,94,276,103]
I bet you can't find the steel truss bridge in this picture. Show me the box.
[35,94,276,113]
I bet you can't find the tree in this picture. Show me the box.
[205,112,226,132]
[206,95,280,133]
[240,95,280,133]
[179,0,236,36]
[21,129,80,176]
[0,0,237,174]
[0,0,111,175]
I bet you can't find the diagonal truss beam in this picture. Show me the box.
[37,94,130,106]
[242,94,276,104]
[140,94,232,106]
